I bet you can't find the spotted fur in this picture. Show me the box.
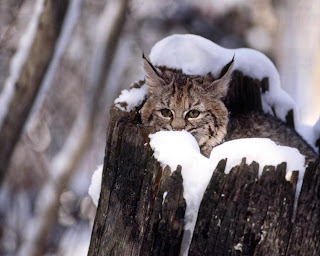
[141,56,234,157]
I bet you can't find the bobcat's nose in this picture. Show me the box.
[171,118,185,131]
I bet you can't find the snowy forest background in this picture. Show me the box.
[0,0,319,255]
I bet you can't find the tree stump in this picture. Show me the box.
[88,71,320,255]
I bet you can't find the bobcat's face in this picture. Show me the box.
[141,56,233,157]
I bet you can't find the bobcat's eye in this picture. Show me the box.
[160,109,173,118]
[186,110,200,118]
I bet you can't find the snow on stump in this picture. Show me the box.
[88,69,320,255]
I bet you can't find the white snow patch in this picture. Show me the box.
[296,123,317,152]
[88,165,103,207]
[114,85,147,111]
[149,130,202,170]
[149,130,212,256]
[149,131,306,255]
[58,225,92,256]
[162,191,168,204]
[312,116,320,150]
[209,138,305,177]
[234,243,243,252]
[314,117,320,137]
[150,34,297,124]
[0,0,45,129]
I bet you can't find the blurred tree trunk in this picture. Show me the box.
[275,0,320,125]
[17,0,129,255]
[88,72,320,255]
[0,0,69,184]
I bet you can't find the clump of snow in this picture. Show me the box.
[149,131,306,256]
[295,123,317,152]
[149,131,212,256]
[209,138,305,177]
[88,165,103,207]
[162,191,168,204]
[149,130,202,170]
[150,34,297,125]
[114,84,147,111]
[234,243,243,252]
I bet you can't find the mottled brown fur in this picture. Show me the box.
[141,56,233,156]
[227,112,317,162]
[141,56,318,162]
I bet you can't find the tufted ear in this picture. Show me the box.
[143,54,164,93]
[207,56,234,99]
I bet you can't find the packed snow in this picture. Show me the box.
[150,34,296,124]
[114,84,147,112]
[149,131,306,256]
[162,191,168,204]
[209,138,305,177]
[234,243,243,252]
[88,165,103,207]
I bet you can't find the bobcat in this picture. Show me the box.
[140,56,318,162]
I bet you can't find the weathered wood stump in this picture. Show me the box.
[88,71,320,255]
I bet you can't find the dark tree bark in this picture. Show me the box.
[88,71,320,255]
[0,0,69,184]
[88,109,186,256]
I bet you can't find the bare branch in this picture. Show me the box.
[18,0,129,255]
[0,0,69,184]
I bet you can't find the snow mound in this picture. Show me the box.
[114,84,147,112]
[88,165,103,207]
[149,130,202,170]
[113,34,319,150]
[150,34,296,124]
[210,138,305,176]
[149,130,306,256]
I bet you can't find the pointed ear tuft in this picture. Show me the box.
[208,57,234,99]
[218,54,234,79]
[142,54,164,92]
